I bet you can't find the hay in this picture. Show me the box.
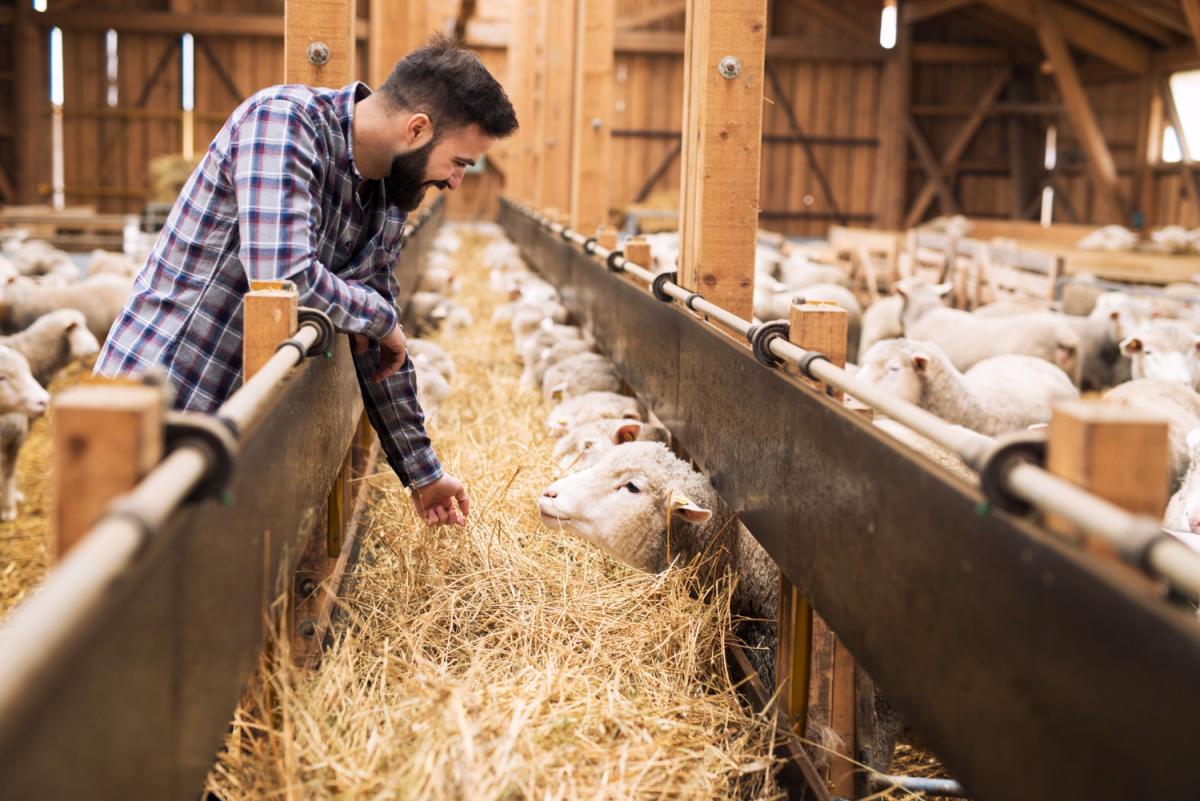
[205,225,784,800]
[149,154,200,204]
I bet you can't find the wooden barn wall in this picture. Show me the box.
[0,0,22,205]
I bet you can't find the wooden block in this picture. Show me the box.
[776,574,811,732]
[595,225,618,251]
[788,301,848,399]
[243,282,299,380]
[807,613,857,796]
[624,235,651,269]
[284,0,355,86]
[1046,399,1170,553]
[53,383,164,558]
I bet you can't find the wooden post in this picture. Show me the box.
[1046,401,1170,555]
[569,0,615,233]
[677,0,765,321]
[775,577,811,732]
[369,0,427,88]
[624,235,651,269]
[875,10,910,230]
[285,0,355,87]
[1035,1,1127,224]
[788,300,848,400]
[242,281,299,380]
[13,0,42,204]
[504,0,536,201]
[595,224,617,251]
[528,0,547,207]
[537,0,577,213]
[52,383,164,558]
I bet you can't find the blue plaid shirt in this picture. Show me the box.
[96,82,443,488]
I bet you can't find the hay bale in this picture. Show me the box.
[149,154,200,205]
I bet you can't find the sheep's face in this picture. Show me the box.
[545,397,640,433]
[553,420,643,472]
[539,447,711,572]
[0,347,49,416]
[1120,334,1194,386]
[857,339,926,405]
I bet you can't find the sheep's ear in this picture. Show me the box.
[613,421,642,444]
[933,281,953,297]
[1120,336,1143,355]
[911,352,930,372]
[894,284,908,300]
[668,491,712,524]
[1109,309,1120,321]
[431,306,448,319]
[548,381,569,401]
[1194,335,1200,354]
[1187,428,1200,452]
[64,320,79,332]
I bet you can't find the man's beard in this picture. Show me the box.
[384,140,450,212]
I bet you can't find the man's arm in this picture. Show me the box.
[228,99,396,341]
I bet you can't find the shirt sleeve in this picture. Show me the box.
[227,99,397,341]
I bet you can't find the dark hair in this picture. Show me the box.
[380,33,518,139]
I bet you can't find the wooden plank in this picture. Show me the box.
[368,0,408,88]
[910,43,1013,64]
[1073,0,1174,45]
[569,0,615,233]
[242,283,300,379]
[792,0,875,41]
[613,30,888,60]
[979,0,1149,75]
[36,9,371,40]
[502,0,534,200]
[874,16,910,229]
[905,117,959,216]
[677,0,765,320]
[767,61,846,226]
[537,0,576,212]
[1034,1,1126,224]
[52,384,164,559]
[285,0,355,86]
[1183,0,1200,53]
[905,67,1009,228]
[903,0,977,24]
[13,0,41,204]
[615,0,686,31]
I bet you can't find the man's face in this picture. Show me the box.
[384,121,495,212]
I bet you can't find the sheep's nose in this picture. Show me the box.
[542,489,557,499]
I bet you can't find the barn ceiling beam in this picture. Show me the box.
[902,0,977,25]
[1182,0,1200,53]
[904,67,1010,228]
[978,0,1150,74]
[608,31,887,60]
[792,0,876,41]
[1071,0,1174,46]
[615,0,686,32]
[1034,0,1128,223]
[32,9,369,39]
[905,118,960,216]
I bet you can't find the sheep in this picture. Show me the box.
[552,418,672,472]
[857,338,1079,436]
[755,282,863,362]
[514,322,584,363]
[873,418,977,484]
[546,391,644,434]
[6,240,77,279]
[1148,225,1196,256]
[1102,379,1200,492]
[413,357,451,422]
[777,258,852,290]
[1118,319,1199,388]
[1164,429,1200,534]
[923,214,971,238]
[520,337,594,392]
[492,297,567,327]
[0,273,131,340]
[899,281,1082,384]
[0,347,54,521]
[0,309,100,387]
[405,338,455,383]
[970,299,1046,318]
[407,291,474,336]
[859,295,905,359]
[541,352,623,402]
[85,249,139,278]
[415,265,458,295]
[1078,224,1138,252]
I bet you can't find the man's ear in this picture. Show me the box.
[406,112,432,145]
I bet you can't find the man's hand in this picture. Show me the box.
[351,324,408,382]
[412,473,470,527]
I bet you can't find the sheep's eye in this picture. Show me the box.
[622,481,642,493]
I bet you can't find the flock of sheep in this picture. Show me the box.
[0,233,139,522]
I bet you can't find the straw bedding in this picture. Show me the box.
[205,224,786,800]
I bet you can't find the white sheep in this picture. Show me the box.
[1164,429,1200,534]
[546,391,643,434]
[857,338,1079,436]
[859,295,905,359]
[923,214,972,238]
[873,418,977,484]
[413,357,451,422]
[1102,379,1200,491]
[899,281,1081,383]
[407,291,473,336]
[405,338,455,383]
[541,352,623,402]
[1119,319,1199,388]
[514,322,584,363]
[416,265,458,295]
[0,273,131,340]
[0,346,53,521]
[552,418,672,472]
[1078,224,1138,252]
[85,249,139,278]
[0,309,100,387]
[6,240,77,279]
[777,258,852,290]
[492,297,567,327]
[520,337,593,392]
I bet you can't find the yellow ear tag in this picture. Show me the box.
[554,416,569,426]
[669,492,695,512]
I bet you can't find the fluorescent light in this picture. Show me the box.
[1043,125,1057,171]
[49,26,63,107]
[1040,186,1054,227]
[106,29,119,108]
[880,1,897,49]
[181,33,195,111]
[33,0,47,12]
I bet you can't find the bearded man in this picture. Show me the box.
[95,35,517,526]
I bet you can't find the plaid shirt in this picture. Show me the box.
[96,81,444,489]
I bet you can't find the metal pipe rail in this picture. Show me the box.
[513,201,1200,598]
[0,315,326,755]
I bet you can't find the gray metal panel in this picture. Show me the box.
[501,201,1200,801]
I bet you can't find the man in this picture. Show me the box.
[95,35,518,527]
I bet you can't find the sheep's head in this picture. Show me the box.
[539,442,712,572]
[1119,322,1195,386]
[552,419,652,472]
[59,311,100,360]
[857,338,932,405]
[0,346,49,416]
[545,392,641,433]
[1184,429,1200,534]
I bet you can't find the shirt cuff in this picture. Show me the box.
[361,297,399,341]
[401,444,444,489]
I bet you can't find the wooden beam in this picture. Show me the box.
[766,61,846,225]
[792,0,875,41]
[285,0,355,85]
[980,0,1149,74]
[911,43,1014,64]
[1073,0,1174,46]
[528,0,546,207]
[632,140,682,203]
[12,0,40,204]
[568,0,615,233]
[502,0,536,201]
[905,118,959,216]
[537,0,576,212]
[874,14,911,229]
[677,0,765,321]
[615,0,686,31]
[369,0,407,88]
[905,67,1009,228]
[903,0,977,24]
[36,9,370,39]
[243,282,299,379]
[613,30,887,60]
[1183,0,1200,53]
[1035,1,1127,224]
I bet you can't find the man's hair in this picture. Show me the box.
[380,34,518,140]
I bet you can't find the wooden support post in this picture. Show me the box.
[52,383,165,558]
[569,0,615,233]
[527,0,547,207]
[595,224,617,251]
[677,0,765,321]
[874,13,910,230]
[788,301,848,400]
[242,281,299,380]
[1046,400,1170,557]
[504,0,536,201]
[1034,1,1127,224]
[537,0,577,213]
[776,576,811,732]
[285,0,355,87]
[624,235,651,269]
[13,0,42,204]
[369,0,428,88]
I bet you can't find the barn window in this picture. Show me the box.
[32,0,46,11]
[181,33,195,112]
[880,0,897,49]
[1162,70,1200,163]
[106,30,119,108]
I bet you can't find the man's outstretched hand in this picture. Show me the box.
[412,473,470,527]
[351,324,408,382]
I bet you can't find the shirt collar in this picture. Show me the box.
[340,81,372,183]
